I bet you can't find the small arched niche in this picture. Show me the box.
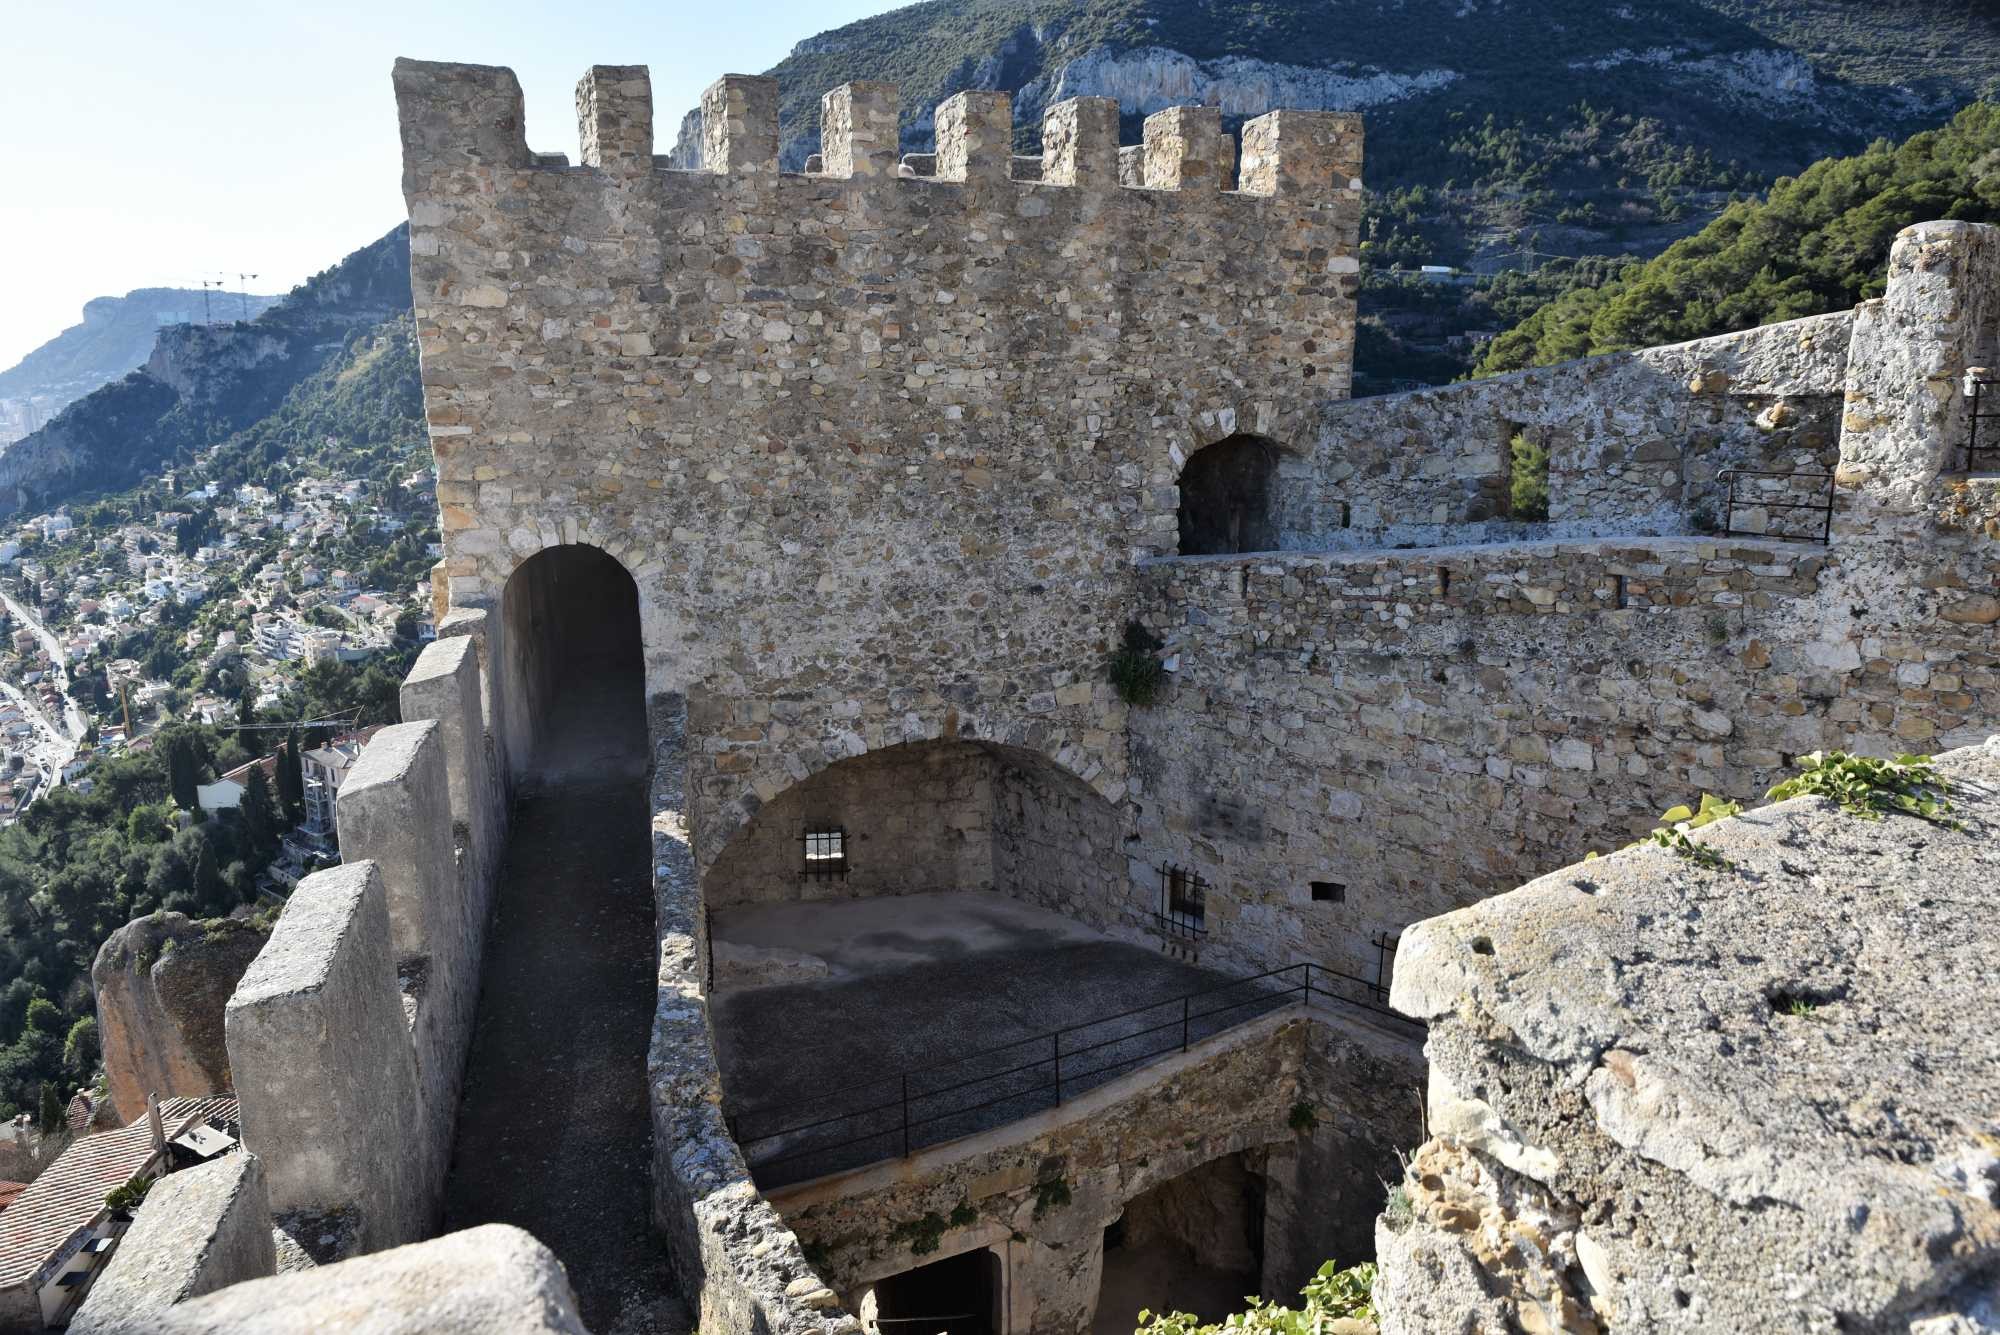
[1177,434,1284,555]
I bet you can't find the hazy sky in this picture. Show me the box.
[0,0,903,371]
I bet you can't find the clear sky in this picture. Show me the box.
[0,0,904,371]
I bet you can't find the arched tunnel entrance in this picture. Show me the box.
[1177,434,1284,555]
[441,545,677,1327]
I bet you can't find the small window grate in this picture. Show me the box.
[1156,865,1208,937]
[1310,881,1345,904]
[802,827,848,880]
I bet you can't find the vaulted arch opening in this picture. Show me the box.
[495,542,643,782]
[1177,434,1283,555]
[701,737,1126,922]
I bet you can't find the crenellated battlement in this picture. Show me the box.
[390,57,1364,644]
[393,59,1362,206]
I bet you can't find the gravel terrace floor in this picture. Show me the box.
[711,893,1293,1187]
[440,652,687,1334]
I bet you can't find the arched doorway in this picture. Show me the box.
[494,543,644,783]
[1177,434,1283,555]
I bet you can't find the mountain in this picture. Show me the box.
[0,229,412,516]
[662,0,1999,390]
[1475,101,2000,374]
[0,288,281,445]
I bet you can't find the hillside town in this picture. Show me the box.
[0,452,436,826]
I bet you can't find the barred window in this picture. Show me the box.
[802,827,847,880]
[1158,865,1207,937]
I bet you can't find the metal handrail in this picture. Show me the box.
[727,960,1422,1181]
[1969,375,1999,472]
[1719,468,1835,544]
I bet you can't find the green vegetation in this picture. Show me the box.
[1478,103,2000,374]
[1507,432,1549,522]
[1032,1175,1072,1220]
[1766,751,1955,824]
[889,1203,975,1256]
[1137,1259,1377,1334]
[1287,1100,1319,1133]
[104,1173,155,1213]
[1108,622,1167,707]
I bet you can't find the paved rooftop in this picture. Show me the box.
[711,892,1292,1186]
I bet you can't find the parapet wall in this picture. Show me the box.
[1132,517,2000,983]
[1277,310,1852,550]
[221,619,503,1253]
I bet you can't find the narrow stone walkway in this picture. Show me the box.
[441,652,686,1334]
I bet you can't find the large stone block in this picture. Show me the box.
[225,862,426,1251]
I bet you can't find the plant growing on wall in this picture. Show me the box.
[1108,621,1167,706]
[1766,751,1955,824]
[1136,1259,1377,1333]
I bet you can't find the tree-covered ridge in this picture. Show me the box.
[1475,102,2000,375]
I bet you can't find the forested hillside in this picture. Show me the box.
[657,0,1997,389]
[0,309,430,1123]
[1475,101,2000,374]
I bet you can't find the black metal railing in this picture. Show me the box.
[1720,468,1835,544]
[726,961,1421,1187]
[1969,375,2000,472]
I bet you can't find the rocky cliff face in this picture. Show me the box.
[665,0,1988,173]
[0,226,410,516]
[0,287,282,445]
[90,912,271,1124]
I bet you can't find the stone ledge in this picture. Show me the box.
[1382,736,2000,1331]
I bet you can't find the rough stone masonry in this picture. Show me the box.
[67,55,2000,1335]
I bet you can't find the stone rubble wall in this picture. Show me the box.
[391,59,1363,879]
[645,694,855,1335]
[1279,310,1852,550]
[1132,537,1856,979]
[764,1008,1422,1333]
[1376,736,2000,1333]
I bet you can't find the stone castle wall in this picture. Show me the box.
[1279,310,1852,550]
[391,60,1363,877]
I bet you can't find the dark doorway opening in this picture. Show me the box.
[869,1248,1002,1335]
[1094,1154,1266,1334]
[495,542,644,782]
[1177,435,1283,555]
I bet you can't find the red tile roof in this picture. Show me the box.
[0,1184,25,1213]
[0,1097,237,1289]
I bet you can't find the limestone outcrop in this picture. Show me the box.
[1378,738,2000,1333]
[91,913,269,1124]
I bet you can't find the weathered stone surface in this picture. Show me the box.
[73,1153,277,1334]
[91,913,269,1123]
[155,1224,586,1333]
[1381,737,2000,1333]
